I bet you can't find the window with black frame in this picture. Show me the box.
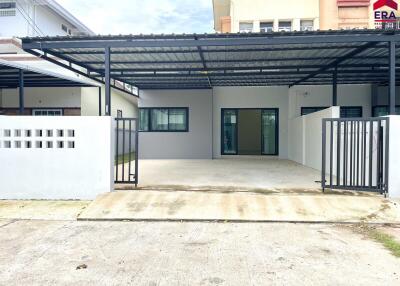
[139,107,188,132]
[340,107,362,118]
[372,106,400,117]
[301,106,362,118]
[301,107,327,116]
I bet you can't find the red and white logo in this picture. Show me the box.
[374,0,398,10]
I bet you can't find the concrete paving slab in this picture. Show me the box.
[0,200,90,220]
[78,190,400,223]
[1,221,400,285]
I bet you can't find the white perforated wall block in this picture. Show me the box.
[0,116,114,200]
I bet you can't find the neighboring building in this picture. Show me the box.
[0,1,138,117]
[213,0,376,33]
[0,0,94,37]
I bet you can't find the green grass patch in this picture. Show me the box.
[115,152,135,165]
[367,228,400,258]
[353,225,400,258]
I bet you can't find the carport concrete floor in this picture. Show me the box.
[99,158,400,223]
[135,158,321,191]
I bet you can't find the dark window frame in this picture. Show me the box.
[301,106,363,118]
[301,106,328,116]
[139,107,189,132]
[372,105,400,117]
[260,21,274,32]
[220,108,279,156]
[32,108,64,116]
[61,24,68,33]
[0,2,16,9]
[340,106,363,118]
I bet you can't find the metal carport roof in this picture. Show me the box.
[0,58,97,88]
[21,29,400,90]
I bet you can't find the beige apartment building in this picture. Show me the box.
[213,0,375,33]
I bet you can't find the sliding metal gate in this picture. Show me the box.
[322,118,389,194]
[115,118,139,186]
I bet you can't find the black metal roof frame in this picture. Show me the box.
[21,29,400,90]
[0,61,95,89]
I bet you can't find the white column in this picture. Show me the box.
[388,115,400,198]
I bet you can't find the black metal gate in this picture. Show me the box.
[115,118,138,186]
[322,118,389,194]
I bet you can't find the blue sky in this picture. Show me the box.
[60,0,214,35]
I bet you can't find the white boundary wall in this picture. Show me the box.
[288,107,340,171]
[388,115,400,198]
[0,116,114,200]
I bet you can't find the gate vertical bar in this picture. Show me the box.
[128,119,132,183]
[384,118,390,195]
[344,121,348,186]
[356,121,360,186]
[135,118,139,187]
[122,119,125,182]
[350,121,353,186]
[377,122,381,190]
[115,119,119,182]
[369,119,373,188]
[321,119,327,191]
[336,121,341,186]
[362,120,367,186]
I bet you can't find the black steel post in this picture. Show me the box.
[321,119,327,192]
[389,41,396,115]
[98,86,102,116]
[135,118,139,187]
[105,46,111,116]
[332,67,338,106]
[18,69,24,114]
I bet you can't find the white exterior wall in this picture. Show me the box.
[289,85,372,118]
[388,115,400,198]
[0,116,114,200]
[138,89,213,159]
[1,86,137,117]
[288,107,340,171]
[34,5,72,36]
[0,1,71,37]
[81,86,138,117]
[213,86,289,158]
[1,87,81,108]
[137,85,372,160]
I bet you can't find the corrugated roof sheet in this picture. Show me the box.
[21,29,400,89]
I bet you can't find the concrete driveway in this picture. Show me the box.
[78,190,400,223]
[135,158,321,191]
[0,220,399,286]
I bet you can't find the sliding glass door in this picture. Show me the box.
[222,109,238,154]
[222,108,278,156]
[261,109,278,155]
